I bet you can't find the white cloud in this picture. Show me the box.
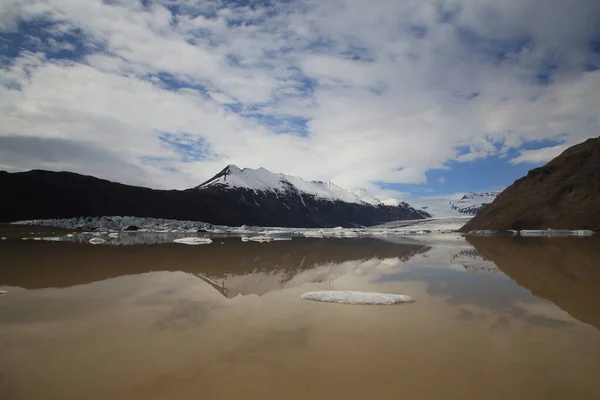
[0,0,599,192]
[509,144,568,164]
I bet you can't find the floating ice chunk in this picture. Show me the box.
[0,290,6,296]
[173,237,213,245]
[520,229,595,237]
[248,236,273,242]
[301,290,415,305]
[302,231,324,238]
[108,233,119,238]
[241,237,250,242]
[88,238,106,245]
[468,230,519,236]
[41,237,63,241]
[264,230,292,238]
[571,230,595,236]
[66,234,74,238]
[1,237,6,240]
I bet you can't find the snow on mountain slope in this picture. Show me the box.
[197,165,408,208]
[414,191,500,217]
[449,192,500,215]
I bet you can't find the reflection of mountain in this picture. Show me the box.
[0,238,427,294]
[450,249,500,273]
[467,236,600,330]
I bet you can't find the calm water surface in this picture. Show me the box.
[1,234,600,399]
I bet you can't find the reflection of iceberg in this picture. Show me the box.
[468,236,600,330]
[301,290,415,305]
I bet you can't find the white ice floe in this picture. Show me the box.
[263,230,293,238]
[173,237,213,245]
[41,237,63,241]
[66,233,74,238]
[1,237,6,240]
[0,290,6,296]
[300,290,415,305]
[247,236,274,242]
[241,237,250,242]
[520,229,595,237]
[302,231,324,238]
[88,238,106,245]
[468,230,518,236]
[108,232,119,238]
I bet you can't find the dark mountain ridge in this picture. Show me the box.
[0,168,429,227]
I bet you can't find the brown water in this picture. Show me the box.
[1,234,600,399]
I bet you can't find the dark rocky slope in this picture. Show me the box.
[0,170,428,227]
[460,137,600,232]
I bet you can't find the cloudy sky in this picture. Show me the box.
[1,0,599,200]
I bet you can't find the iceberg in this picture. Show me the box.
[301,290,415,305]
[173,237,213,245]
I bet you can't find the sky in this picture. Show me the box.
[1,0,599,201]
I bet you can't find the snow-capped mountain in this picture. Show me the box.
[1,167,429,228]
[414,191,500,217]
[197,165,415,209]
[449,192,500,215]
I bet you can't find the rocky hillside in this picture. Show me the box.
[0,167,429,227]
[460,137,600,232]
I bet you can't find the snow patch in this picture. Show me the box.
[301,290,415,305]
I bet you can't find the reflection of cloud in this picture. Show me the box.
[221,328,309,363]
[221,257,409,298]
[153,299,219,330]
[457,304,573,332]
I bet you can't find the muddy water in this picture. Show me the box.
[1,235,600,399]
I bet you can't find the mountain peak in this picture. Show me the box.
[224,164,242,173]
[195,165,420,210]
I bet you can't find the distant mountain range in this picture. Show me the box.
[416,191,499,217]
[449,192,500,215]
[0,165,429,227]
